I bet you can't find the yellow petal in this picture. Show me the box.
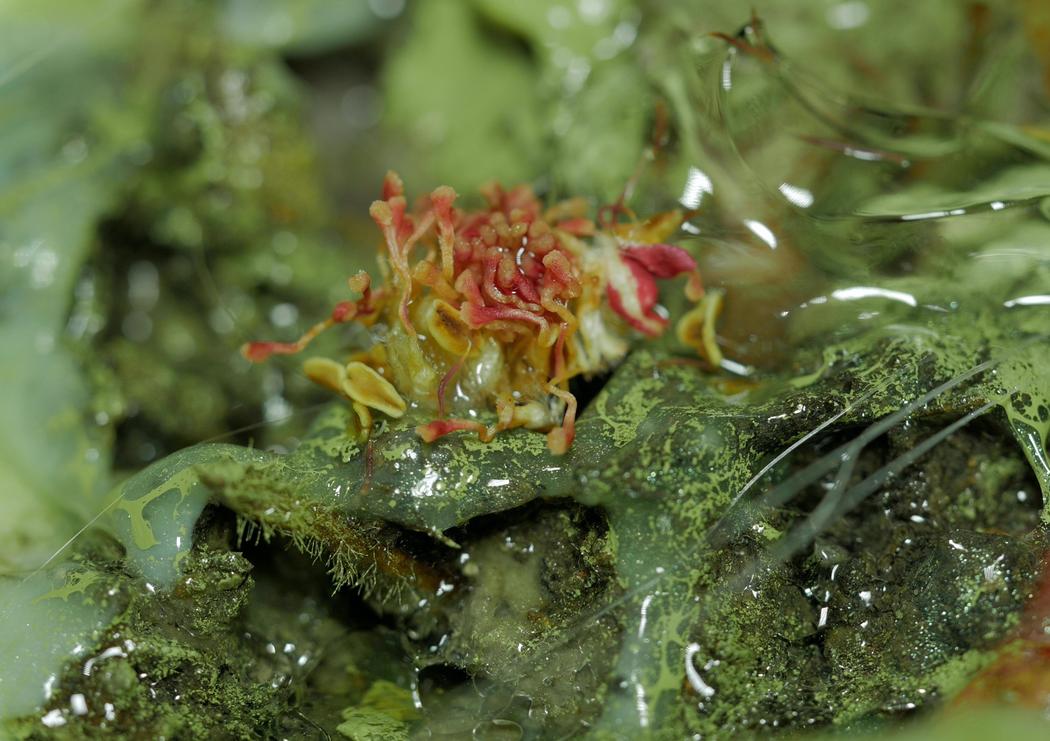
[344,361,407,418]
[676,289,724,366]
[425,298,472,356]
[614,209,684,244]
[303,357,350,396]
[351,401,373,440]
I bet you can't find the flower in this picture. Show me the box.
[243,173,717,454]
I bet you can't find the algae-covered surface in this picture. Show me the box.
[4,0,1050,738]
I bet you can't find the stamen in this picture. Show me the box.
[436,345,470,418]
[431,185,458,281]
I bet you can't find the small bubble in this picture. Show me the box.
[472,719,523,741]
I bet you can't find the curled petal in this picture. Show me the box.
[512,271,542,304]
[605,251,666,336]
[605,243,699,336]
[676,289,725,366]
[461,301,548,331]
[541,250,581,295]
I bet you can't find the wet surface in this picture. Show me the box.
[3,1,1050,739]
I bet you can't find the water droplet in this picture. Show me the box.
[472,719,523,741]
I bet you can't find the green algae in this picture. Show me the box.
[105,444,263,586]
[336,680,419,740]
[4,0,1050,739]
[11,304,1050,738]
[31,572,102,606]
[1,523,413,739]
[566,350,1046,737]
[205,402,567,535]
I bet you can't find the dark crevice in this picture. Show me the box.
[443,498,609,549]
[238,528,386,632]
[415,663,473,704]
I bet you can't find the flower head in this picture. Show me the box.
[244,173,716,454]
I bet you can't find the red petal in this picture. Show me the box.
[606,256,666,336]
[513,271,541,304]
[621,243,696,278]
[461,302,546,329]
[541,250,579,293]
